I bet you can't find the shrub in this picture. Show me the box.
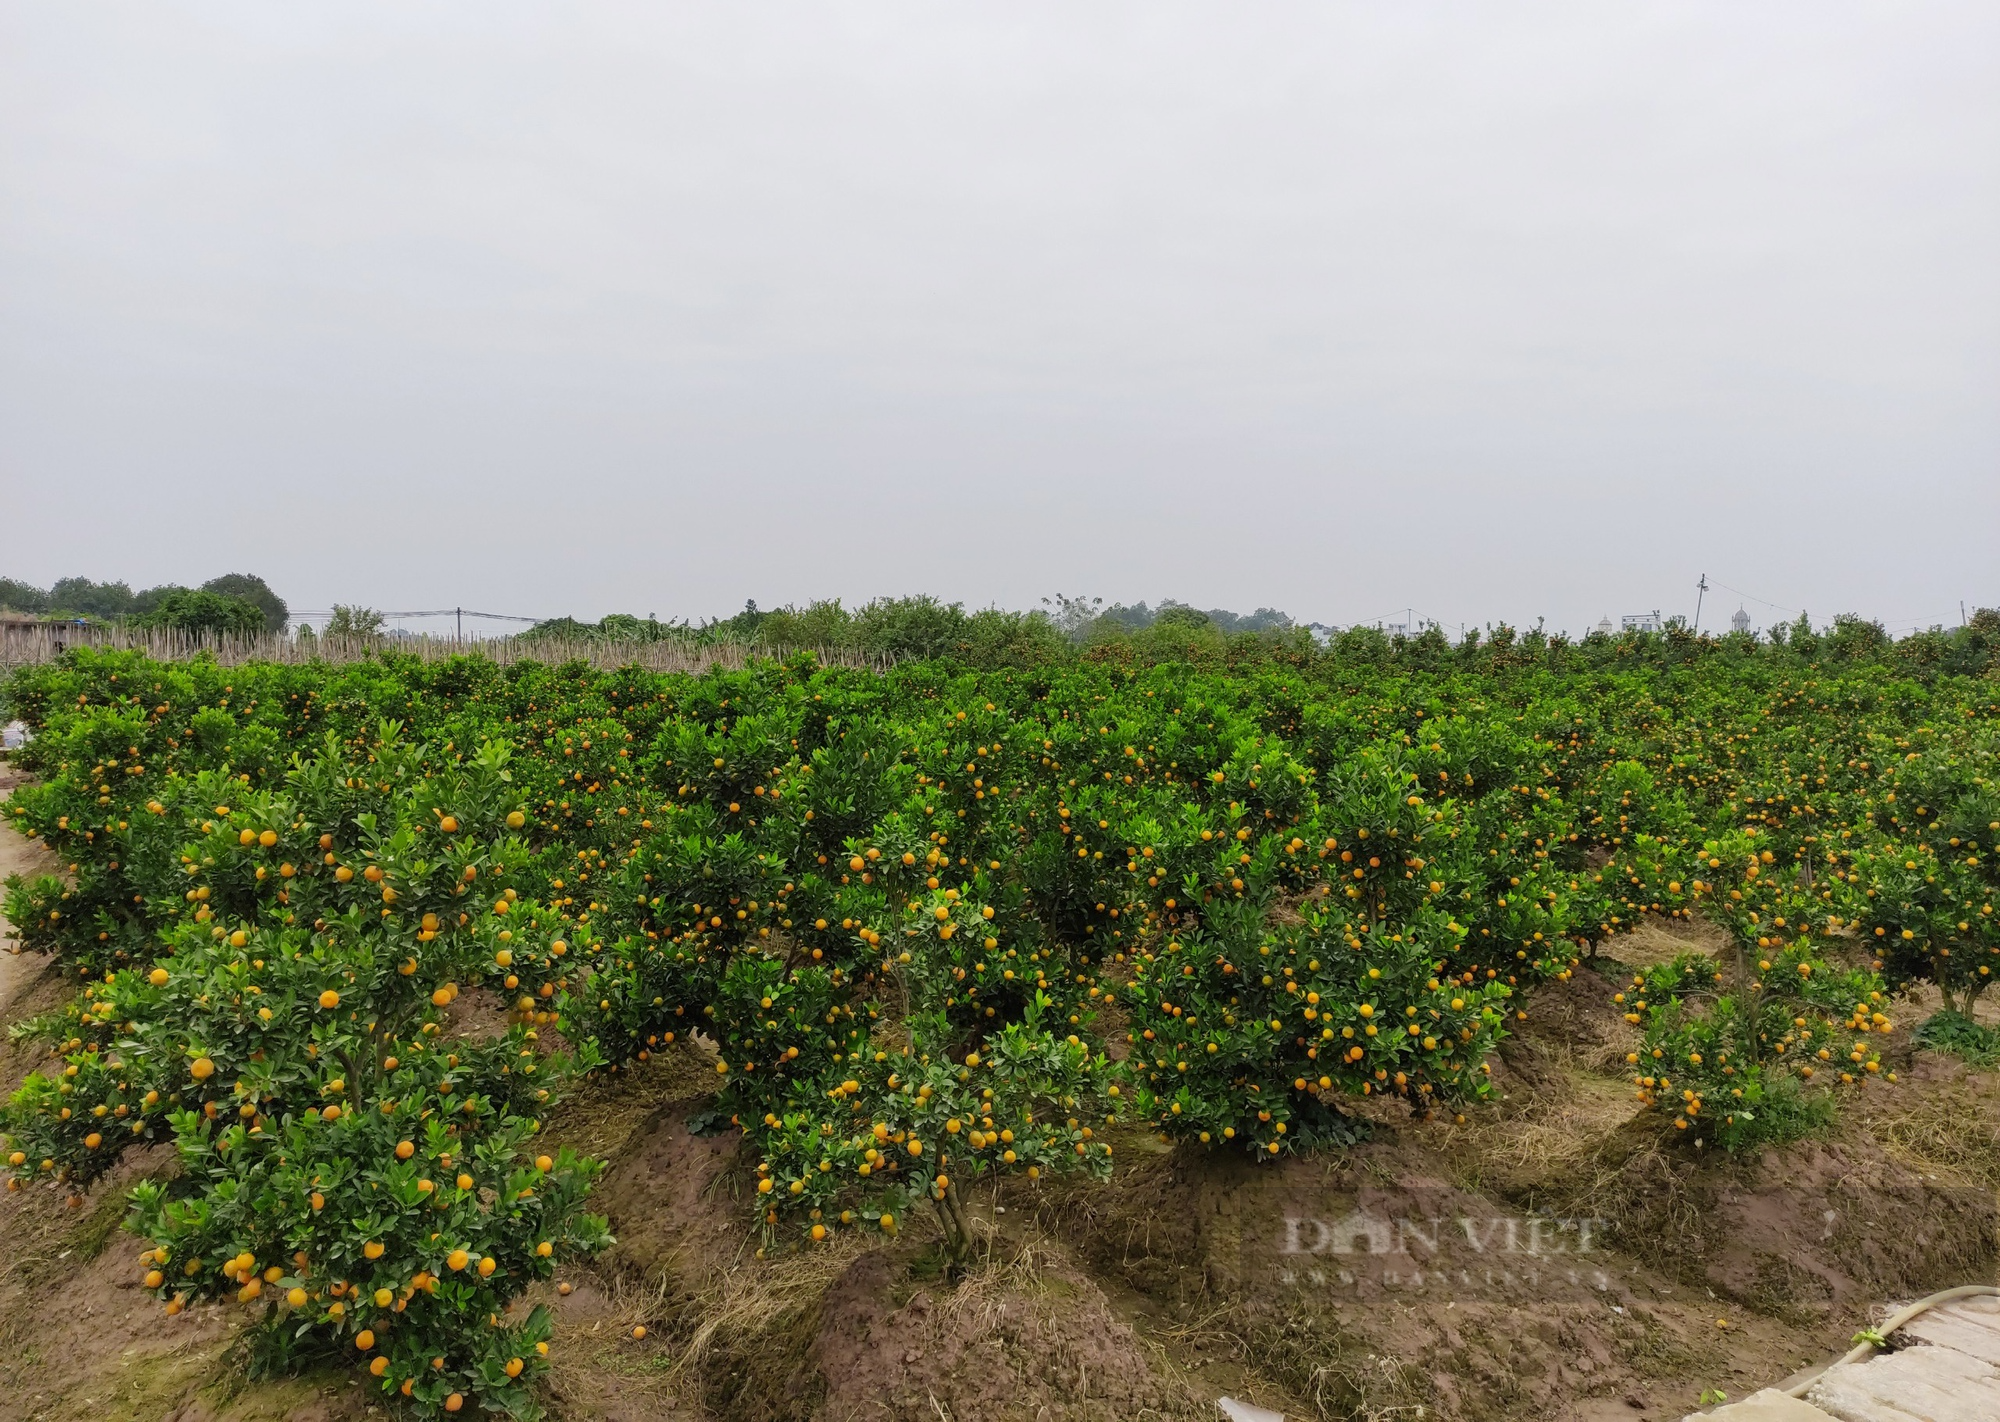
[134,589,266,638]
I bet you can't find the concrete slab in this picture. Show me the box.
[1680,1388,1841,1422]
[1806,1343,2000,1422]
[1895,1296,2000,1367]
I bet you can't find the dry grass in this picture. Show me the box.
[922,1233,1212,1422]
[664,1231,869,1382]
[1449,1066,1644,1196]
[538,1229,868,1421]
[1243,1310,1431,1422]
[539,1042,713,1161]
[1868,1075,2000,1190]
[1603,914,1730,970]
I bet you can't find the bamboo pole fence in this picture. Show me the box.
[0,624,895,676]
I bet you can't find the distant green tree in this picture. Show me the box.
[130,584,189,616]
[701,600,768,643]
[756,599,854,648]
[1205,605,1293,634]
[1825,614,1890,661]
[1130,608,1226,663]
[325,605,386,638]
[1040,595,1104,643]
[523,616,598,641]
[133,589,264,637]
[0,579,49,613]
[48,577,135,618]
[953,608,1068,667]
[1331,624,1392,665]
[1785,613,1819,659]
[201,573,289,633]
[852,596,968,659]
[1152,603,1214,632]
[1096,601,1157,632]
[524,613,691,644]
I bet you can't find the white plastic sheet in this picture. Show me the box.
[1217,1399,1285,1422]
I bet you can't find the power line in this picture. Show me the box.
[290,609,542,622]
[1709,581,1801,616]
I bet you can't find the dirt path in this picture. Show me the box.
[0,758,58,1011]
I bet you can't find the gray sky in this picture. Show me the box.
[3,3,1996,638]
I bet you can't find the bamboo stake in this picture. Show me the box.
[0,624,896,676]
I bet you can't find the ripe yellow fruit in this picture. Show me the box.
[363,1240,385,1259]
[287,1287,308,1307]
[370,1357,390,1377]
[447,1249,469,1271]
[445,1393,464,1412]
[535,1155,552,1172]
[507,811,525,828]
[440,816,459,833]
[190,1057,216,1080]
[478,1256,496,1278]
[144,1269,164,1288]
[321,1105,341,1121]
[355,1329,375,1351]
[631,1325,646,1340]
[149,967,169,987]
[318,989,340,1009]
[535,1241,552,1257]
[456,1173,473,1190]
[374,1287,393,1308]
[396,1140,415,1160]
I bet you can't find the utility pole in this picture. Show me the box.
[1693,574,1708,634]
[456,606,462,642]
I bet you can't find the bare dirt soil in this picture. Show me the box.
[0,779,1994,1422]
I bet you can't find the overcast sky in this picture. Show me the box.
[2,3,1995,638]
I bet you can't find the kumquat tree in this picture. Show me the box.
[2,616,1997,1415]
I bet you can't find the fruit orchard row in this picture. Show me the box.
[2,649,1995,1417]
